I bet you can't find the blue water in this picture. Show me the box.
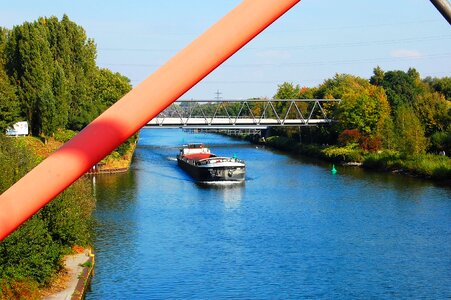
[87,129,451,299]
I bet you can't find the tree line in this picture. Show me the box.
[0,15,131,298]
[272,69,450,156]
[0,15,131,136]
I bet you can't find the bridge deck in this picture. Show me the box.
[146,99,340,128]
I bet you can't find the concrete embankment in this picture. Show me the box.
[44,250,95,300]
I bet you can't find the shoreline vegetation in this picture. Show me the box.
[0,15,135,299]
[0,135,95,299]
[0,133,136,299]
[236,134,451,182]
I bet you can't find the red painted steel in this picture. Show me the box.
[0,0,300,240]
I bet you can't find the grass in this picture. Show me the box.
[80,261,92,268]
[13,136,63,160]
[252,135,451,181]
[265,136,364,163]
[364,151,451,180]
[100,140,137,170]
[10,134,137,172]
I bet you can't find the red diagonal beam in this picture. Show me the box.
[0,0,300,240]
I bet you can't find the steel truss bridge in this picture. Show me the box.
[146,99,341,129]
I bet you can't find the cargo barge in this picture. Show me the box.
[177,143,245,183]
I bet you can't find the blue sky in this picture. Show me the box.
[1,0,450,99]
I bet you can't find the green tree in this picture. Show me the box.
[371,68,424,110]
[378,116,397,150]
[316,74,391,138]
[93,68,132,114]
[274,82,300,99]
[423,76,451,101]
[394,105,428,155]
[413,91,450,136]
[0,28,20,133]
[273,82,301,138]
[4,15,112,135]
[0,70,19,133]
[369,66,385,86]
[59,15,99,130]
[6,21,55,136]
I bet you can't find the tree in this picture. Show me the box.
[93,68,132,114]
[274,82,300,99]
[6,21,55,136]
[316,74,391,139]
[423,76,451,101]
[394,105,428,155]
[0,28,19,133]
[369,66,385,86]
[273,82,301,138]
[413,91,450,136]
[59,15,99,130]
[4,15,110,134]
[378,116,396,150]
[0,70,19,133]
[371,68,424,110]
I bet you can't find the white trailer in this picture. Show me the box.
[6,121,29,137]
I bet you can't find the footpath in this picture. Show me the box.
[43,249,95,300]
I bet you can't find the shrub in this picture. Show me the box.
[363,151,451,180]
[338,129,361,145]
[321,144,364,162]
[115,134,138,156]
[0,279,40,300]
[266,136,298,151]
[54,129,77,143]
[0,217,62,285]
[363,151,402,169]
[429,130,451,154]
[0,135,95,294]
[360,136,382,152]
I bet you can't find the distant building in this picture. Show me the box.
[6,121,29,137]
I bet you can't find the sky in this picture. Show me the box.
[1,0,450,99]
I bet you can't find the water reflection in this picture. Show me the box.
[197,182,245,209]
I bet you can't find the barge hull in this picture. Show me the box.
[177,158,245,182]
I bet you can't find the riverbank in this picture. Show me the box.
[1,134,135,299]
[42,248,95,300]
[0,135,96,299]
[17,133,137,174]
[236,134,451,182]
[87,139,137,174]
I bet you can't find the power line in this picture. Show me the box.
[99,52,451,69]
[127,71,450,85]
[98,34,451,53]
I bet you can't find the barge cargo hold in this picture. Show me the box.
[177,143,245,183]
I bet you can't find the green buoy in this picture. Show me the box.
[331,164,337,174]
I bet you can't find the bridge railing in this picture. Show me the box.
[147,99,341,128]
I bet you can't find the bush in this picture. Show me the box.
[338,129,361,145]
[321,144,364,162]
[0,279,40,299]
[363,151,402,169]
[266,136,298,151]
[363,151,451,180]
[0,217,62,285]
[115,134,138,156]
[54,129,77,143]
[0,135,95,295]
[429,130,451,154]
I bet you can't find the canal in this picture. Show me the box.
[87,129,450,299]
